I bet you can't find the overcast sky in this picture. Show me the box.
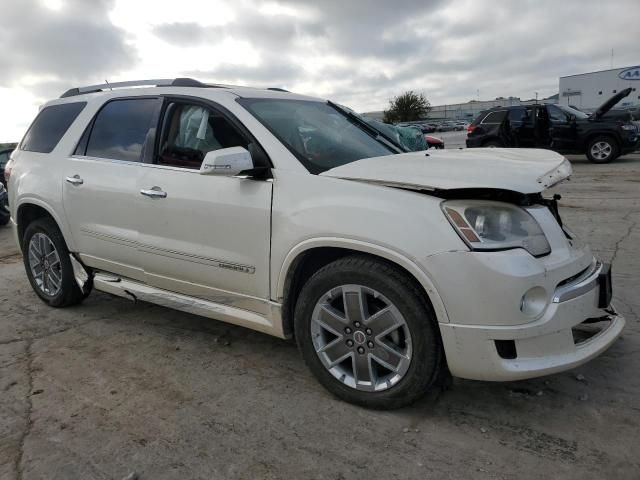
[1,0,639,141]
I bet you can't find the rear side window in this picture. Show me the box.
[508,108,529,122]
[20,102,86,153]
[86,99,159,162]
[481,110,507,124]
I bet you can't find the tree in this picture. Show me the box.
[383,91,431,123]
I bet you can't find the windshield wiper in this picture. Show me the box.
[327,101,406,153]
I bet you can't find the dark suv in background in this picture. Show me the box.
[0,145,16,187]
[466,88,639,163]
[0,145,15,226]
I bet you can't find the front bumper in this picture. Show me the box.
[620,135,639,154]
[438,260,625,381]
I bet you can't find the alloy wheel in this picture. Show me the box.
[28,233,62,296]
[590,141,612,161]
[310,285,412,392]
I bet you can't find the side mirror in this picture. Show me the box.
[199,147,253,176]
[567,113,576,122]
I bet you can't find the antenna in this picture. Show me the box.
[105,79,112,91]
[610,48,614,69]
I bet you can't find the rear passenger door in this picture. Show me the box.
[479,110,508,145]
[507,107,535,147]
[63,97,162,281]
[137,97,273,313]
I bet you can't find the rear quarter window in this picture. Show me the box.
[20,102,86,153]
[481,110,507,124]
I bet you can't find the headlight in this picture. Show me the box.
[621,124,636,131]
[441,200,551,257]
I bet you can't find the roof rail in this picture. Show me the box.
[267,87,289,92]
[59,77,209,98]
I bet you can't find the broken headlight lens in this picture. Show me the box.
[441,200,551,257]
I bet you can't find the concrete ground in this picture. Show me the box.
[1,153,639,480]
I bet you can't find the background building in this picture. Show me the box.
[558,65,640,111]
[363,64,639,122]
[362,94,557,122]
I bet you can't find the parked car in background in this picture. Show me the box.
[436,122,457,132]
[0,183,9,226]
[0,146,16,187]
[466,88,639,163]
[7,78,624,409]
[425,135,444,149]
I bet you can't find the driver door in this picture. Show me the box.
[137,98,273,313]
[547,105,577,152]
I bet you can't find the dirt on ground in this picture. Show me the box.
[1,153,639,480]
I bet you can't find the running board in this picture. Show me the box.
[93,273,281,337]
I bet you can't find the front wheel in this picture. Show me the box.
[294,255,443,409]
[586,136,619,163]
[22,218,88,307]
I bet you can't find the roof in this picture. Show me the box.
[559,65,640,79]
[56,77,320,103]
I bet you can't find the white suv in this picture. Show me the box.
[5,78,624,409]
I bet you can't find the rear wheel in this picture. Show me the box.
[586,136,618,163]
[294,255,442,409]
[23,218,87,307]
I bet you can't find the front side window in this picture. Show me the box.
[238,99,395,173]
[547,105,569,124]
[481,110,507,124]
[20,102,86,153]
[86,99,159,162]
[157,103,249,169]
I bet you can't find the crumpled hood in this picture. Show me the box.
[320,148,572,194]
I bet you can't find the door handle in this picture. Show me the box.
[65,175,83,186]
[140,187,167,199]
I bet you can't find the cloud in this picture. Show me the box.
[0,0,135,99]
[2,0,640,140]
[187,55,303,86]
[152,22,207,47]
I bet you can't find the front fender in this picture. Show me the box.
[275,237,451,325]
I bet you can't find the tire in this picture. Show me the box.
[294,255,443,409]
[586,136,619,163]
[0,198,9,226]
[483,140,503,148]
[22,218,87,307]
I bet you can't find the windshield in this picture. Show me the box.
[556,104,589,119]
[238,98,395,173]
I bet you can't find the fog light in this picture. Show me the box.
[520,286,548,317]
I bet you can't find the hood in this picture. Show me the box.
[320,148,572,194]
[591,87,633,120]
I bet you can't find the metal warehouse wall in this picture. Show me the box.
[559,65,640,111]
